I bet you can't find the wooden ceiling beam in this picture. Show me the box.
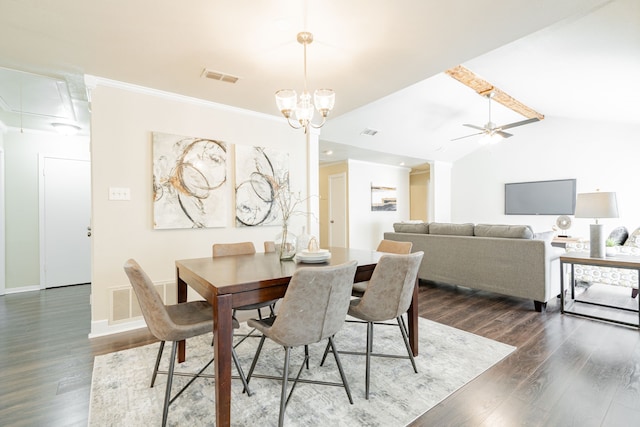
[445,65,544,121]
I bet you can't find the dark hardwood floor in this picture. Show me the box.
[1,282,638,426]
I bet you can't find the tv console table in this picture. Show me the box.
[560,252,640,328]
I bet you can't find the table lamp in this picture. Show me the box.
[574,191,619,258]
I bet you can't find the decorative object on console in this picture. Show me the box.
[609,226,629,246]
[575,191,619,258]
[555,215,572,237]
[275,31,335,133]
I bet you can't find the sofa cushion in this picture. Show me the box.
[624,226,640,248]
[429,222,474,236]
[474,224,534,239]
[393,222,429,234]
[608,226,629,246]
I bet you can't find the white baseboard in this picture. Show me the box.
[3,285,40,294]
[89,318,148,338]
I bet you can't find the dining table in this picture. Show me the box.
[175,246,420,427]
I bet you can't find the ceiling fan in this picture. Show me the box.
[451,92,540,142]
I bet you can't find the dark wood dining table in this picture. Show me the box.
[175,246,420,427]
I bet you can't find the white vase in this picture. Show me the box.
[296,226,312,253]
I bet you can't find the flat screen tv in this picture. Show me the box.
[505,179,576,215]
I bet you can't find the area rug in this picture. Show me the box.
[89,318,515,426]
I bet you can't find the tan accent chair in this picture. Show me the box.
[212,241,257,257]
[264,241,276,253]
[123,259,250,427]
[351,239,413,297]
[246,260,358,427]
[325,251,423,399]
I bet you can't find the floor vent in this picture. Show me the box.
[109,280,176,323]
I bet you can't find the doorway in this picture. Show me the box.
[39,156,91,288]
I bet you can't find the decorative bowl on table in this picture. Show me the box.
[296,249,331,263]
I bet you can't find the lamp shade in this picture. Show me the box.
[574,192,619,219]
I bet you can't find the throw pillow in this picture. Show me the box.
[607,226,629,246]
[533,230,555,245]
[393,222,429,234]
[624,226,640,248]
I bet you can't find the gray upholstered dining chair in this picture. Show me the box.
[324,251,423,399]
[212,242,278,319]
[123,259,251,427]
[351,239,413,297]
[245,260,358,427]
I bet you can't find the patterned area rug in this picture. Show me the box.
[89,318,515,426]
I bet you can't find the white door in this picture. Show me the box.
[40,157,91,288]
[328,173,347,248]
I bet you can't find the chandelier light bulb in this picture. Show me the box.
[275,89,297,118]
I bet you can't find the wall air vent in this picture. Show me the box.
[360,128,378,136]
[201,68,239,84]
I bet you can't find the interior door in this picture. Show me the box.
[40,157,91,288]
[328,173,347,248]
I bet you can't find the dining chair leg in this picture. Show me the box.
[278,347,292,427]
[162,342,178,427]
[304,345,310,369]
[231,347,252,396]
[246,335,267,384]
[328,336,353,404]
[397,316,418,373]
[365,321,373,399]
[319,340,331,366]
[151,341,166,387]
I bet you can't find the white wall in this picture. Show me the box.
[451,116,640,238]
[347,159,411,250]
[88,79,308,335]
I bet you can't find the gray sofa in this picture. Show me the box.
[384,222,564,311]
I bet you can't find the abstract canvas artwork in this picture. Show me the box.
[235,145,289,227]
[371,184,397,211]
[152,132,228,229]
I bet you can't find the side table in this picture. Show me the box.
[560,252,640,327]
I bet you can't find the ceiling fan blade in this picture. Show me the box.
[463,124,486,131]
[451,131,485,141]
[496,130,513,139]
[498,117,540,131]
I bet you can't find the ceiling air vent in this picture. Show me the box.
[360,128,378,136]
[201,68,239,84]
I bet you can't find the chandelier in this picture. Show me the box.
[275,31,335,132]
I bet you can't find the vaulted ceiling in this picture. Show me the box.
[0,0,637,166]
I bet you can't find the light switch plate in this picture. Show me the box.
[109,187,131,201]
